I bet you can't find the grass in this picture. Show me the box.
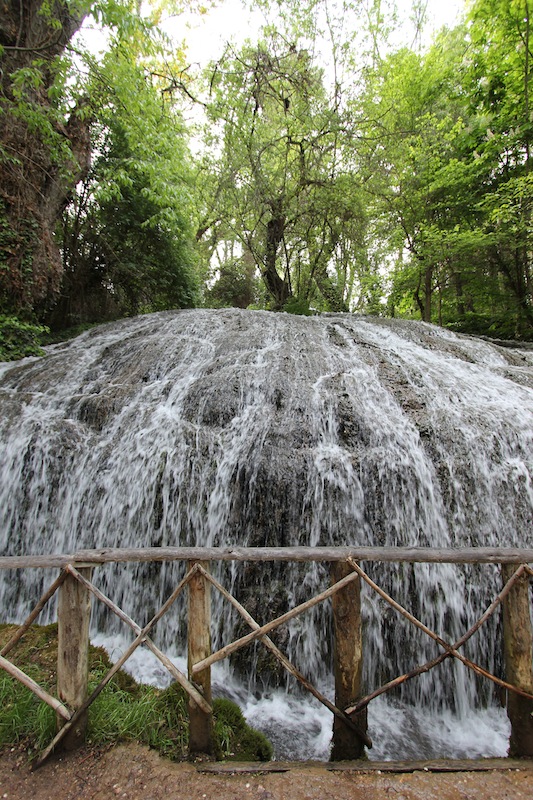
[0,624,272,762]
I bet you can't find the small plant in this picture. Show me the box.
[281,296,312,316]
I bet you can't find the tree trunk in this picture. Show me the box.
[262,201,291,309]
[424,264,433,322]
[0,0,90,314]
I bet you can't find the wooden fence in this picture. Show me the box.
[1,546,533,766]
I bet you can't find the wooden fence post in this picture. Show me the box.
[57,566,92,750]
[330,561,367,760]
[188,560,213,756]
[502,563,533,757]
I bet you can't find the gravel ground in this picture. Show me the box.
[1,744,533,800]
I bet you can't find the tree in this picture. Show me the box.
[50,47,199,329]
[0,0,201,358]
[357,5,533,338]
[205,249,261,309]
[5,0,530,336]
[197,33,367,311]
[0,0,92,315]
[356,31,471,321]
[464,0,533,335]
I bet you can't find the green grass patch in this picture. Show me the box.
[0,624,272,762]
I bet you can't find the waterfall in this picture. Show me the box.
[1,308,532,759]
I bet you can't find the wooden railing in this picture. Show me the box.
[1,546,533,766]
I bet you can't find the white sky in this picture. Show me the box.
[171,0,467,67]
[421,0,465,28]
[80,1,467,68]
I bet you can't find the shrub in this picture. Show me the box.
[0,315,48,361]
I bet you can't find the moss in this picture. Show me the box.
[213,698,273,762]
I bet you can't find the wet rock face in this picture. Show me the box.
[0,308,532,697]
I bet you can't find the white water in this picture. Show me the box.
[92,633,511,761]
[1,309,532,759]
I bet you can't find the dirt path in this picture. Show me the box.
[1,744,533,800]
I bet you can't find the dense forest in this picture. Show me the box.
[1,0,532,359]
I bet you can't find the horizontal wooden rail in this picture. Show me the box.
[1,545,533,569]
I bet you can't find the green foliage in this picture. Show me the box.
[204,255,261,309]
[282,296,312,316]
[0,316,48,361]
[53,48,200,329]
[6,50,80,175]
[2,0,531,335]
[0,200,40,314]
[356,2,533,337]
[1,0,201,322]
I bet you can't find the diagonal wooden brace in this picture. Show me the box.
[0,654,71,720]
[192,569,361,675]
[344,559,533,715]
[66,564,211,713]
[195,564,372,749]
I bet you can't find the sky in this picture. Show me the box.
[79,1,467,69]
[420,0,465,31]
[171,0,467,67]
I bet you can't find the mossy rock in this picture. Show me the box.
[213,698,273,762]
[0,624,139,695]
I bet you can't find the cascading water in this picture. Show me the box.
[0,308,532,760]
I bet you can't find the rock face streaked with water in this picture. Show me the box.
[1,309,532,758]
